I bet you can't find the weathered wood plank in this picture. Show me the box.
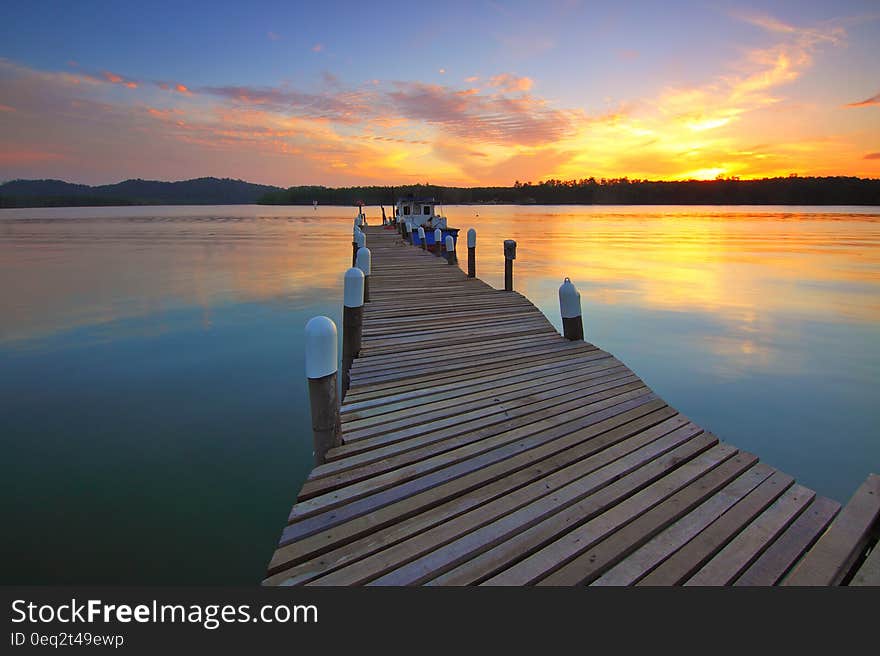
[783,474,880,586]
[590,463,775,586]
[733,496,839,586]
[304,416,700,585]
[850,543,880,586]
[684,483,816,586]
[636,471,794,585]
[266,398,668,576]
[541,454,765,585]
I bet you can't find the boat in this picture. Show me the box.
[392,195,460,251]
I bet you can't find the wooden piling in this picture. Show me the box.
[467,228,476,278]
[304,316,341,466]
[504,239,516,291]
[341,268,365,396]
[559,277,584,341]
[445,235,456,265]
[356,246,372,302]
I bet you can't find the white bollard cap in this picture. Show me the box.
[467,228,476,248]
[305,316,338,378]
[356,246,372,276]
[355,230,366,248]
[406,221,413,233]
[559,277,582,319]
[418,226,425,238]
[343,267,365,308]
[445,235,455,252]
[434,228,442,241]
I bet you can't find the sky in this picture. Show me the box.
[1,0,878,186]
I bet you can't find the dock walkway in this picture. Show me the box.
[264,225,880,586]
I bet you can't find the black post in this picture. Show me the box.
[504,239,516,291]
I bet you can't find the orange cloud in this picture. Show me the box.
[101,71,138,88]
[312,43,323,52]
[488,73,533,92]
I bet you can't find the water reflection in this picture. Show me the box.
[455,206,880,381]
[1,207,354,345]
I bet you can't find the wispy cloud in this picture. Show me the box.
[865,152,880,160]
[846,91,880,107]
[388,81,575,146]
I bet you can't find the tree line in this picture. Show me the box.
[258,176,880,206]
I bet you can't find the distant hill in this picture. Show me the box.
[0,177,283,208]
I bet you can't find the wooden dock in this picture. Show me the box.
[264,225,880,586]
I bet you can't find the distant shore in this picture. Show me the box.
[2,175,878,208]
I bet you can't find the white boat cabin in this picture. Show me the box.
[395,198,448,230]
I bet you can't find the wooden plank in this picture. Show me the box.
[350,340,597,384]
[332,376,645,461]
[344,344,606,399]
[341,361,626,434]
[783,474,880,586]
[304,417,701,585]
[305,374,639,497]
[539,454,765,585]
[290,384,655,524]
[636,471,794,585]
[590,463,776,586]
[312,377,640,498]
[684,483,815,585]
[266,396,667,576]
[265,407,682,585]
[733,496,840,586]
[483,444,747,586]
[412,438,729,587]
[340,366,637,442]
[850,543,880,586]
[342,355,618,422]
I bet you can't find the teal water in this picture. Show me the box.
[1,204,878,583]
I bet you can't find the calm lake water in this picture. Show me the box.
[2,204,878,584]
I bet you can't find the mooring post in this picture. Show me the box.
[418,226,426,251]
[434,228,443,256]
[356,246,372,302]
[341,267,365,396]
[467,228,476,278]
[352,227,359,267]
[559,277,584,341]
[504,239,516,291]
[353,228,366,267]
[305,316,341,466]
[445,235,456,265]
[405,221,413,244]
